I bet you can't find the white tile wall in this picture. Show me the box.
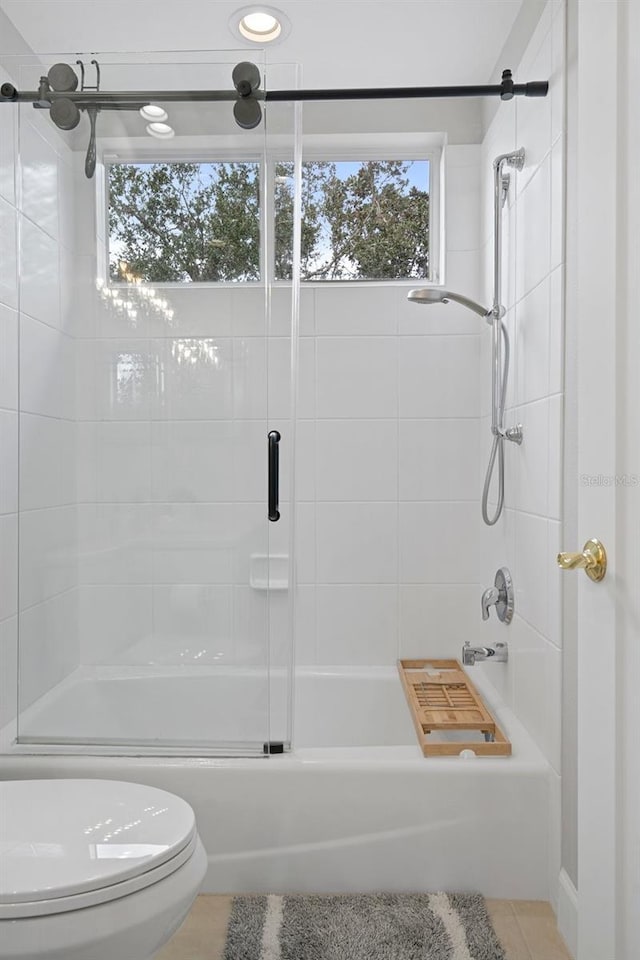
[77,503,152,585]
[0,514,18,622]
[315,285,397,336]
[19,215,61,329]
[400,502,481,583]
[316,502,398,584]
[153,583,234,653]
[316,420,397,501]
[290,142,485,666]
[398,335,481,418]
[0,196,18,310]
[18,589,78,711]
[78,584,151,664]
[317,336,398,419]
[0,78,16,206]
[20,413,75,511]
[399,419,479,501]
[398,583,479,658]
[0,410,18,515]
[475,1,564,778]
[19,118,59,240]
[19,505,77,609]
[0,304,18,409]
[0,72,81,732]
[0,68,19,735]
[20,314,74,420]
[79,421,151,503]
[0,616,17,728]
[315,584,398,664]
[476,0,565,907]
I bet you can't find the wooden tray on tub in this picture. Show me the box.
[398,659,511,757]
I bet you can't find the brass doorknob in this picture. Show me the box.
[557,538,607,582]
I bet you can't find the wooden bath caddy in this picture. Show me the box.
[398,659,512,757]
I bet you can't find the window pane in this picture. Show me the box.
[108,162,260,283]
[275,159,430,281]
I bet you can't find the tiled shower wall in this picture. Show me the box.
[0,134,498,710]
[0,75,80,727]
[73,277,291,669]
[294,146,485,665]
[67,144,485,674]
[0,65,18,729]
[475,0,566,906]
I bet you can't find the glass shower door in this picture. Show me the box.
[13,50,298,754]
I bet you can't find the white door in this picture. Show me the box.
[573,2,640,958]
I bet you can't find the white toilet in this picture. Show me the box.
[0,779,208,960]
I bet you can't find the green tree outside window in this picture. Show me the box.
[108,159,430,283]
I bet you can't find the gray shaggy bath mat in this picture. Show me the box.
[223,893,506,960]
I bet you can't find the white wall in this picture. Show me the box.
[65,143,484,676]
[0,63,19,729]
[0,67,80,729]
[291,146,484,666]
[475,0,566,909]
[73,277,285,669]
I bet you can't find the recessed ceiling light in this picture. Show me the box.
[146,122,175,139]
[140,104,168,123]
[240,11,280,41]
[231,6,290,45]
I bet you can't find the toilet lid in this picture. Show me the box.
[0,779,197,906]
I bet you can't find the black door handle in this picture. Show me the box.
[268,430,281,522]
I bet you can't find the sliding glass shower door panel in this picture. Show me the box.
[13,50,298,754]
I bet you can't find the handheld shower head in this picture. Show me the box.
[407,287,491,319]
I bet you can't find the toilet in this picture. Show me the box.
[0,779,207,960]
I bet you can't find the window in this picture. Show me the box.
[108,161,260,283]
[107,154,435,285]
[275,159,431,281]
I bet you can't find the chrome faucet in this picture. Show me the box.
[461,567,514,667]
[481,585,500,620]
[481,567,514,623]
[462,640,509,666]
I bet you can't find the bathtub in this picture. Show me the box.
[0,666,551,900]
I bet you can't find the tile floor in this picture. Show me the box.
[157,895,573,960]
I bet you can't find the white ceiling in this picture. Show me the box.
[0,0,524,89]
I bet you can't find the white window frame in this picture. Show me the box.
[292,132,444,286]
[101,147,266,287]
[100,132,445,288]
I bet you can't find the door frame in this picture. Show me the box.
[569,2,639,958]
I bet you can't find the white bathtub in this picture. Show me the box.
[0,667,551,900]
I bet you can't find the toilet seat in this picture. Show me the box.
[0,779,198,920]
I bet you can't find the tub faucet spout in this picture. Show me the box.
[462,641,509,667]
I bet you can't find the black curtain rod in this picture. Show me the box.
[265,80,549,103]
[0,70,549,106]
